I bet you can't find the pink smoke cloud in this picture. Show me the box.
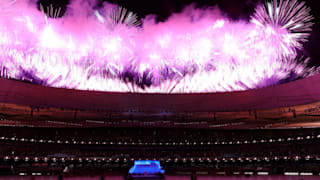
[0,0,317,93]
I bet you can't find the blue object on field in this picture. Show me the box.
[129,160,165,175]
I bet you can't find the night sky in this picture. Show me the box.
[38,0,320,66]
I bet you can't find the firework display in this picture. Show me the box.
[0,0,317,93]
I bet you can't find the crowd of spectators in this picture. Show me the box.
[0,126,319,144]
[0,126,320,176]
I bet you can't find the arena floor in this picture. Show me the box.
[0,176,317,180]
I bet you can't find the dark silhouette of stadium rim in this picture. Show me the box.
[0,74,320,113]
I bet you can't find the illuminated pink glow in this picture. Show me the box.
[0,0,317,93]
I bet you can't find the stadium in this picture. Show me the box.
[1,0,320,179]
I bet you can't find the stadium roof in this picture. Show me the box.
[1,74,320,113]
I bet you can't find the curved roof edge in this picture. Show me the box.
[0,74,320,112]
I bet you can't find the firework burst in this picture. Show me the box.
[39,3,62,19]
[95,5,141,28]
[251,0,314,50]
[0,0,317,93]
[110,6,141,27]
